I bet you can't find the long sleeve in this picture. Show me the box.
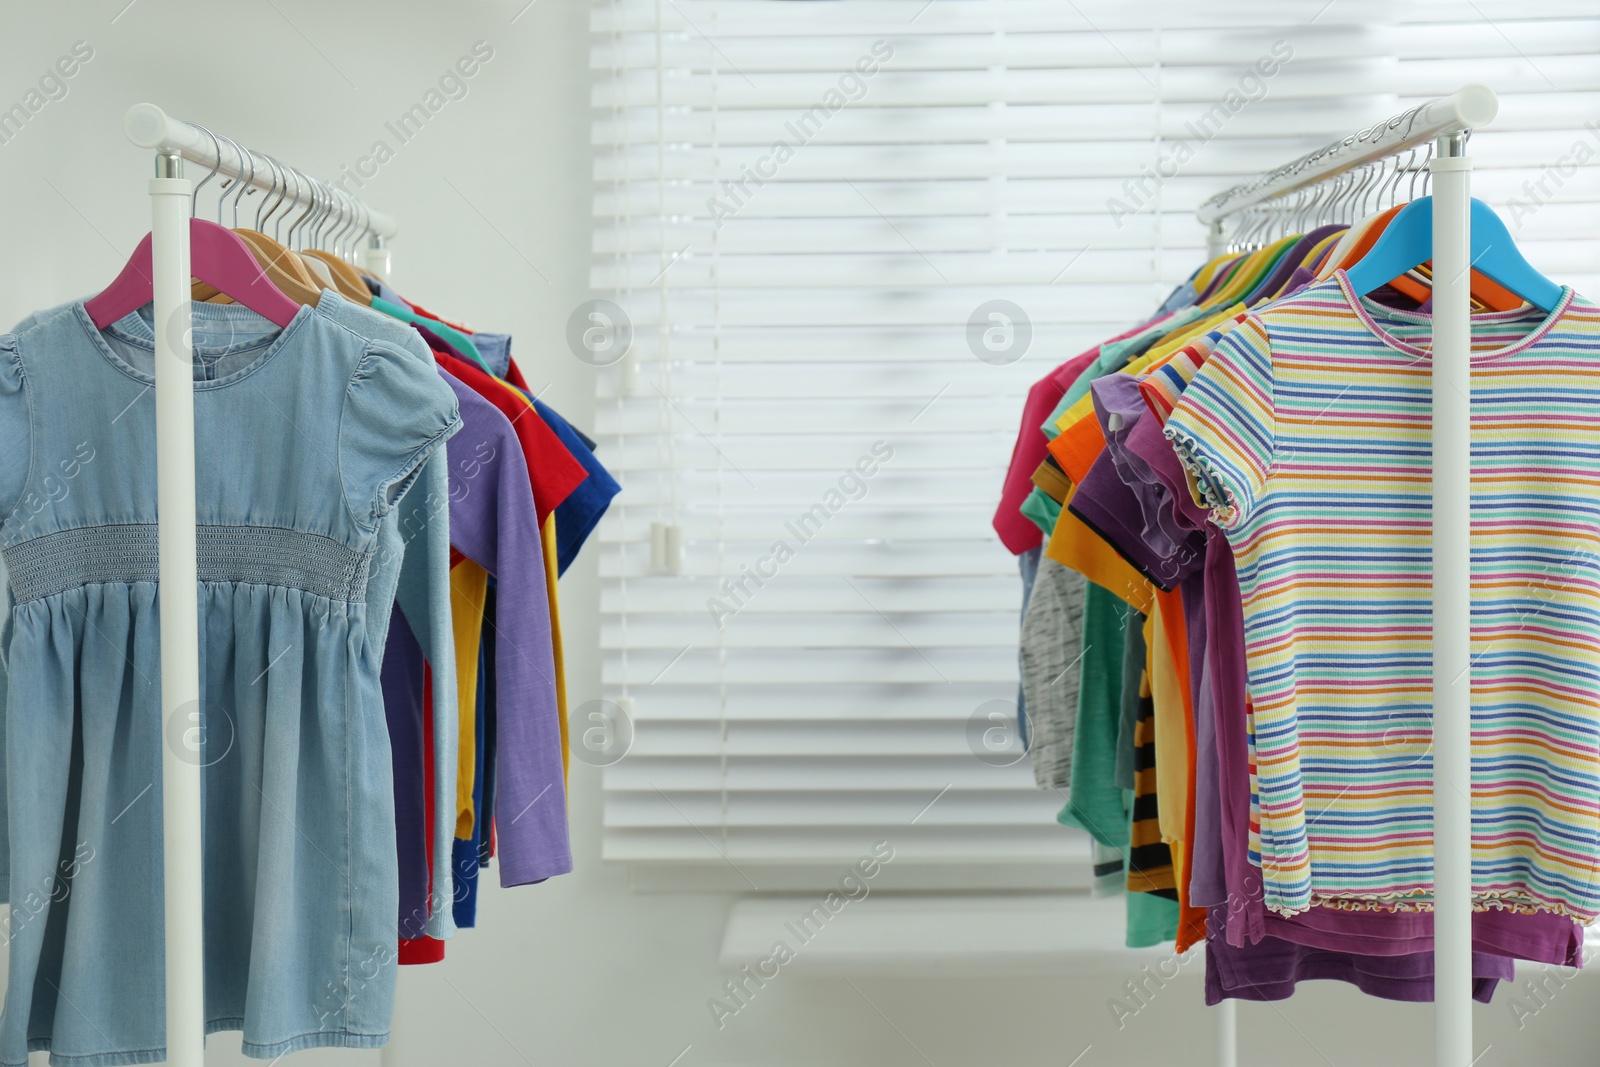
[391,453,460,938]
[438,372,571,885]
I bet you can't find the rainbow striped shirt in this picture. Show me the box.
[1166,272,1600,923]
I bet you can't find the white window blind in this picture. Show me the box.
[586,0,1600,889]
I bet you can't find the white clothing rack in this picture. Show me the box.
[1196,84,1498,1067]
[126,102,397,277]
[122,102,396,1067]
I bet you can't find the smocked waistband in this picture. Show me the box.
[3,524,373,604]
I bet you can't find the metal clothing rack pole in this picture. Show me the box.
[1196,84,1499,1067]
[121,102,397,1067]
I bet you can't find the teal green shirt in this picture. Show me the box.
[370,296,490,371]
[1056,582,1130,849]
[1021,488,1060,537]
[1039,304,1209,440]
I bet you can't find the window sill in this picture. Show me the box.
[720,895,1600,977]
[718,893,1177,976]
[624,859,1094,894]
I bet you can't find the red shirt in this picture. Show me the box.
[433,352,587,524]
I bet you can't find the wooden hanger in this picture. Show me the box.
[236,229,318,286]
[198,229,321,306]
[302,249,374,304]
[297,253,336,289]
[293,181,377,303]
[184,132,321,308]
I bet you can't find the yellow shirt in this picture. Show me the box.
[542,512,570,786]
[1049,304,1248,443]
[1045,485,1154,616]
[450,561,490,838]
[1148,594,1189,848]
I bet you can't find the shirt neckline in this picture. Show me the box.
[1331,268,1573,362]
[71,291,332,389]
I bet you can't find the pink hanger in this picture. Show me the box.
[85,217,301,330]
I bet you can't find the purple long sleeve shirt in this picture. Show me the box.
[437,370,572,885]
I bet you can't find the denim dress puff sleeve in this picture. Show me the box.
[330,306,467,943]
[339,337,462,526]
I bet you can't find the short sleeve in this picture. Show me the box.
[340,337,462,528]
[0,338,30,522]
[1162,316,1275,530]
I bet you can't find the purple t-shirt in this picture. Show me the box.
[1118,411,1225,906]
[1070,378,1206,591]
[1206,910,1510,1005]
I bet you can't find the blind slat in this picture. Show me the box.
[591,0,1600,878]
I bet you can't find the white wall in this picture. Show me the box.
[0,2,1595,1065]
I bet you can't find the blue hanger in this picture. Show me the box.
[1343,197,1563,313]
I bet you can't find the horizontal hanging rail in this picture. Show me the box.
[124,101,398,239]
[1196,84,1497,224]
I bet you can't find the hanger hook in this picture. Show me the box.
[213,134,239,225]
[308,180,327,248]
[286,166,317,248]
[333,187,351,255]
[1387,149,1413,209]
[1323,171,1344,226]
[351,196,369,259]
[1340,167,1361,224]
[218,133,254,228]
[1318,173,1344,227]
[332,186,352,254]
[299,177,321,248]
[1357,161,1378,218]
[255,153,280,231]
[325,183,343,251]
[346,193,365,258]
[321,182,339,250]
[1343,167,1364,223]
[1320,173,1341,227]
[311,178,333,248]
[259,154,288,233]
[1373,155,1395,213]
[273,163,300,243]
[1416,140,1434,199]
[352,194,367,257]
[189,123,225,217]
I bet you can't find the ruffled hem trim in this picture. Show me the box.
[1161,425,1237,527]
[1262,886,1598,926]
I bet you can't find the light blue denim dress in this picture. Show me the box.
[0,291,460,1064]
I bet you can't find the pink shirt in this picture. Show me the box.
[993,319,1172,554]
